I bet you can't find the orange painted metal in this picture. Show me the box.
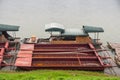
[17,53,32,58]
[0,56,2,59]
[0,43,6,67]
[17,51,32,58]
[15,57,32,67]
[0,59,2,66]
[0,48,5,56]
[5,42,9,49]
[88,43,95,49]
[20,44,34,51]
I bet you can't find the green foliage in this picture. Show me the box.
[0,70,119,80]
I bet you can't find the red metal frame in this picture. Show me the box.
[15,57,32,67]
[17,51,32,58]
[0,48,5,56]
[5,42,9,49]
[14,43,111,71]
[20,44,34,51]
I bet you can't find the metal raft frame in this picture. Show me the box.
[15,43,111,71]
[0,42,20,69]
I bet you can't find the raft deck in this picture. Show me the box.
[15,43,111,71]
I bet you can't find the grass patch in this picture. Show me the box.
[0,70,119,80]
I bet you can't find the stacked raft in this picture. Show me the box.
[15,43,109,71]
[0,23,112,71]
[108,42,120,67]
[0,42,20,68]
[0,42,9,67]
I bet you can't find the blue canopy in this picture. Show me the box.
[0,24,20,31]
[0,31,2,35]
[83,26,104,33]
[45,23,65,33]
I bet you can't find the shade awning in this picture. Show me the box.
[45,23,65,32]
[83,26,104,33]
[0,32,2,35]
[61,28,88,36]
[0,24,20,31]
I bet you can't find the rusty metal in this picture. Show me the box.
[32,58,101,67]
[14,43,111,71]
[32,52,96,58]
